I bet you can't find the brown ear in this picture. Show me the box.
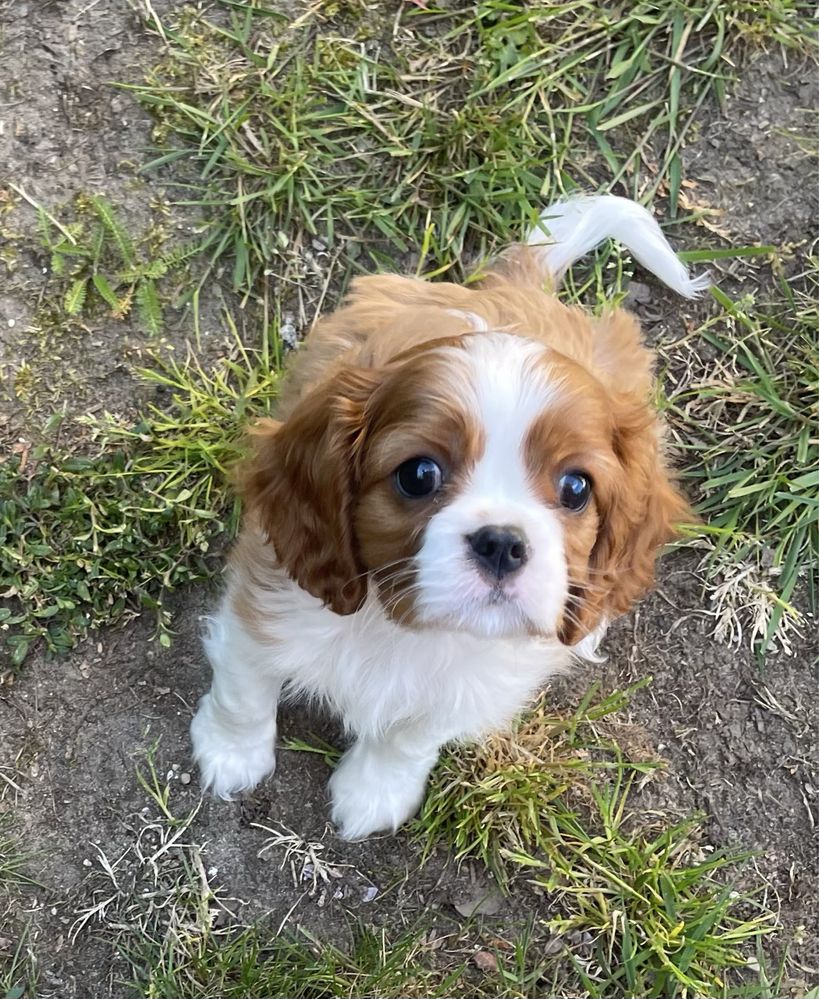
[241,368,381,615]
[560,395,693,645]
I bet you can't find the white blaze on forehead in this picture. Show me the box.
[414,332,569,639]
[461,332,559,499]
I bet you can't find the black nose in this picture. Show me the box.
[467,526,529,580]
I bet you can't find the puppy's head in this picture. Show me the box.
[243,301,690,647]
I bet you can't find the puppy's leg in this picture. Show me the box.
[329,727,441,841]
[191,600,281,799]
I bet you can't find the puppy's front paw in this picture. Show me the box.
[329,741,435,841]
[191,693,276,799]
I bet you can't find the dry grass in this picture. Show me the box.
[416,688,778,998]
[662,259,819,655]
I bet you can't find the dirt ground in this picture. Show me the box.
[0,3,817,997]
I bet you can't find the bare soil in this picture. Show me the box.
[0,3,817,996]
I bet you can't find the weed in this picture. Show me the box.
[0,332,278,669]
[519,780,774,997]
[136,738,201,829]
[252,820,353,893]
[0,926,36,999]
[282,734,343,768]
[23,188,195,336]
[0,819,33,890]
[415,684,657,872]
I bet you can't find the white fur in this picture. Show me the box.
[416,334,568,637]
[329,737,439,842]
[192,607,281,798]
[527,194,710,299]
[191,572,572,839]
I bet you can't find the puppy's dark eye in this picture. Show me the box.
[394,457,443,499]
[558,471,592,512]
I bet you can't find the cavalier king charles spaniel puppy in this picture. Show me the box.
[191,195,708,840]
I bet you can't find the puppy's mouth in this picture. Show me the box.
[485,585,514,606]
[383,559,541,638]
[465,579,533,628]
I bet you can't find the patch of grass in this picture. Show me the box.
[415,684,657,872]
[14,186,195,337]
[0,926,36,999]
[416,688,776,998]
[0,332,278,670]
[0,820,32,890]
[518,782,774,998]
[68,760,529,999]
[130,0,817,301]
[130,922,472,999]
[0,821,37,999]
[558,240,818,656]
[663,260,819,655]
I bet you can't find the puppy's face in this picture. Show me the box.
[245,320,690,646]
[354,333,600,639]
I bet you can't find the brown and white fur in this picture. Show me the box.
[191,195,708,840]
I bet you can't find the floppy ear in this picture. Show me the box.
[241,368,381,615]
[560,395,693,645]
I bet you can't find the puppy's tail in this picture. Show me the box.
[524,194,710,299]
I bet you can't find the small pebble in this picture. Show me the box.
[179,772,191,785]
[472,950,498,974]
[280,315,298,350]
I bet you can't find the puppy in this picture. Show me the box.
[191,195,707,840]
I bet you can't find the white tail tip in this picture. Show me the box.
[526,194,710,299]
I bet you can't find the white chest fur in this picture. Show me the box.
[192,571,574,840]
[238,575,572,743]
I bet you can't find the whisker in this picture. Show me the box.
[345,556,412,588]
[373,565,415,585]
